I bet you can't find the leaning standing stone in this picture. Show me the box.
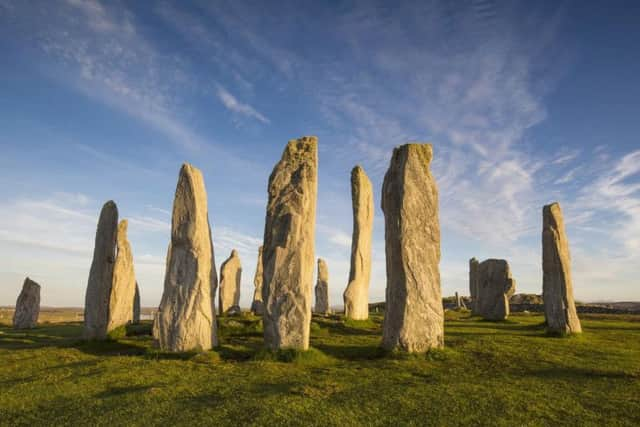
[381,143,444,352]
[314,258,330,315]
[251,246,264,315]
[262,137,317,350]
[343,165,373,320]
[542,202,581,334]
[84,201,118,340]
[472,259,516,320]
[107,219,137,333]
[219,249,242,315]
[13,277,41,329]
[156,163,217,351]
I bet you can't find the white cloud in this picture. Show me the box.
[216,85,270,124]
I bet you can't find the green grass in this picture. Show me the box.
[1,311,639,426]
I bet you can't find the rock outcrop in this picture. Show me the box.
[133,283,140,324]
[13,277,40,329]
[314,258,330,315]
[343,165,373,320]
[155,163,218,351]
[262,137,317,350]
[251,246,264,315]
[381,143,444,352]
[84,201,119,340]
[218,249,242,315]
[107,219,137,332]
[542,202,582,334]
[470,259,516,320]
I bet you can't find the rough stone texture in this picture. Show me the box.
[314,258,330,315]
[469,258,480,314]
[155,163,218,352]
[84,201,118,340]
[13,277,40,329]
[471,259,516,320]
[455,292,466,310]
[251,246,264,315]
[218,249,242,315]
[343,165,373,320]
[262,137,317,350]
[381,143,444,352]
[133,283,141,324]
[543,202,582,334]
[107,219,137,332]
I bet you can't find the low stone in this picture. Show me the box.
[314,258,330,315]
[218,249,242,315]
[470,259,516,320]
[133,283,141,324]
[13,277,40,329]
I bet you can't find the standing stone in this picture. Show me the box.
[343,165,374,320]
[251,246,264,315]
[133,282,141,324]
[219,249,242,315]
[107,219,137,332]
[156,163,217,351]
[469,258,479,314]
[314,258,330,315]
[454,292,466,310]
[542,202,582,334]
[381,143,444,352]
[13,277,41,329]
[262,136,317,350]
[84,201,118,340]
[471,259,516,320]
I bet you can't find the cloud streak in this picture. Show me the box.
[216,85,270,124]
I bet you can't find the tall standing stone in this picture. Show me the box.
[343,165,374,320]
[84,201,118,340]
[469,258,479,314]
[542,202,581,334]
[13,277,40,329]
[262,137,317,350]
[381,143,444,352]
[133,283,141,324]
[107,219,137,332]
[156,163,217,351]
[471,259,516,320]
[251,246,264,315]
[314,258,330,315]
[219,249,242,315]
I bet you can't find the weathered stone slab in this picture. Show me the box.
[13,277,40,329]
[262,137,317,350]
[470,259,516,320]
[381,143,444,352]
[314,258,330,315]
[107,219,137,332]
[219,249,242,315]
[251,246,264,315]
[84,200,118,340]
[155,163,217,351]
[543,202,582,334]
[343,165,373,320]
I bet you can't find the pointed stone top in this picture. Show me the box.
[258,245,263,253]
[317,257,326,265]
[392,143,433,165]
[284,136,317,159]
[118,219,128,233]
[543,202,564,228]
[230,249,239,257]
[23,277,41,290]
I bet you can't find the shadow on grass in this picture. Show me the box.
[525,366,638,380]
[313,343,386,361]
[95,384,160,398]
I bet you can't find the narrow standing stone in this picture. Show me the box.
[133,283,141,324]
[314,258,331,315]
[472,259,516,320]
[107,219,137,333]
[219,249,242,315]
[542,202,581,334]
[343,165,373,320]
[13,277,40,329]
[262,136,317,350]
[84,201,118,340]
[469,258,479,314]
[251,246,264,315]
[381,143,444,352]
[156,163,218,351]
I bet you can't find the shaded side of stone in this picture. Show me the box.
[13,277,41,329]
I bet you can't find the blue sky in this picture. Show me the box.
[0,0,639,307]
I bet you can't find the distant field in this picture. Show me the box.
[0,307,156,324]
[1,311,639,426]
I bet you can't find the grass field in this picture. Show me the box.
[1,311,639,426]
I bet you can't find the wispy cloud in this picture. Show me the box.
[216,85,270,124]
